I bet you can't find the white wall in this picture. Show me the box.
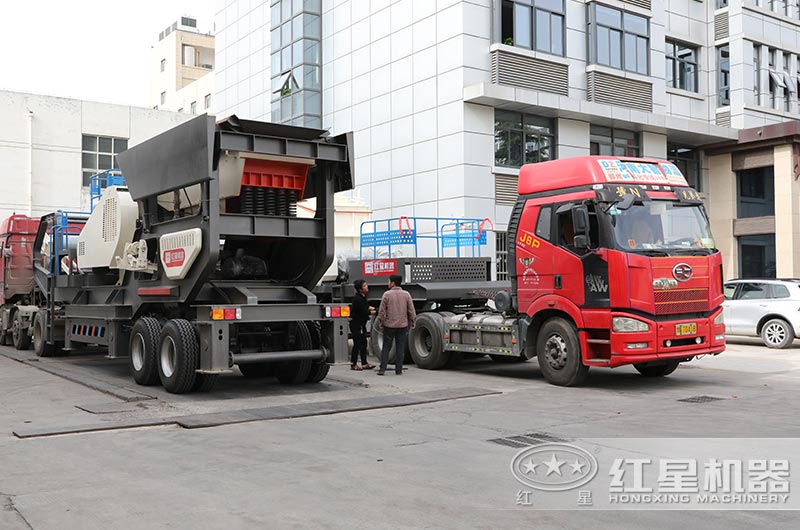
[0,91,192,220]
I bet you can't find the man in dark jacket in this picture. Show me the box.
[350,279,376,370]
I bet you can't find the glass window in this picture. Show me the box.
[293,0,303,15]
[591,4,649,75]
[737,166,775,218]
[589,126,639,157]
[738,283,769,300]
[81,134,128,186]
[271,3,281,28]
[190,101,197,114]
[666,40,697,92]
[535,206,552,240]
[496,231,509,281]
[772,284,791,298]
[305,0,321,13]
[282,0,291,22]
[668,145,700,191]
[499,0,565,56]
[739,235,776,279]
[160,58,165,72]
[303,14,321,39]
[304,40,320,65]
[494,110,555,168]
[205,94,211,109]
[723,283,737,300]
[718,45,730,106]
[282,22,291,46]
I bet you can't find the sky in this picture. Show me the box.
[0,0,216,107]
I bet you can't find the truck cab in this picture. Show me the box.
[506,156,725,384]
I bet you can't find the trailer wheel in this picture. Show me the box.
[33,312,57,357]
[12,310,31,351]
[304,321,329,383]
[633,361,680,377]
[536,317,589,387]
[129,317,162,385]
[275,322,313,384]
[158,319,199,394]
[369,316,411,365]
[192,374,219,392]
[409,312,451,369]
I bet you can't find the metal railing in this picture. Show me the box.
[359,216,493,259]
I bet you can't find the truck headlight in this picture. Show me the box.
[612,316,650,333]
[714,312,725,325]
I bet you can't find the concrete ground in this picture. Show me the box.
[0,338,798,529]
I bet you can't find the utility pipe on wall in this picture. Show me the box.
[27,110,34,215]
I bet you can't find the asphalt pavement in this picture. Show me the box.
[0,338,798,529]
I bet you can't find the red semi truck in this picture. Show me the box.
[352,156,726,386]
[0,214,40,349]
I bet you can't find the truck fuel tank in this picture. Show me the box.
[443,312,522,357]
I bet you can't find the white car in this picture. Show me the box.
[722,279,800,348]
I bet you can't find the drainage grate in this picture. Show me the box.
[488,432,569,448]
[677,395,725,403]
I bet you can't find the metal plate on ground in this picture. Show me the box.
[677,395,725,403]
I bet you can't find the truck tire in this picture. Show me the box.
[239,363,275,378]
[129,317,161,385]
[304,321,329,383]
[275,321,313,384]
[536,317,589,387]
[760,318,794,349]
[633,361,680,377]
[192,374,219,392]
[158,319,199,394]
[12,310,31,351]
[409,312,451,370]
[33,312,57,357]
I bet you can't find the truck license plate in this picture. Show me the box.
[675,323,697,336]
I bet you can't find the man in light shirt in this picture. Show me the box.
[376,274,416,376]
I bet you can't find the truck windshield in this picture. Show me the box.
[608,201,715,253]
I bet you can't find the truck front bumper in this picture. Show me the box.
[606,309,725,368]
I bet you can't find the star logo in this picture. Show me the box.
[570,459,586,474]
[522,459,538,475]
[543,453,566,476]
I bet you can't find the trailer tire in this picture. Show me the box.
[409,312,451,370]
[158,319,199,394]
[275,322,313,384]
[129,317,161,386]
[12,309,31,351]
[304,321,329,383]
[33,312,57,357]
[633,361,680,377]
[536,317,589,387]
[192,374,219,392]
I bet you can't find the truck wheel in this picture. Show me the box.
[12,310,31,351]
[536,317,589,387]
[33,312,57,357]
[192,374,219,392]
[158,319,199,394]
[633,361,680,377]
[304,321,329,383]
[761,318,794,349]
[239,363,275,378]
[275,322,313,384]
[129,317,161,385]
[409,312,451,369]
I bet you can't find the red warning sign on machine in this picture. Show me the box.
[362,259,397,276]
[163,249,186,267]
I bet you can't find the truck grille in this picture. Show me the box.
[654,288,709,315]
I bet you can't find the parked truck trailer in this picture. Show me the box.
[328,157,726,386]
[20,115,353,393]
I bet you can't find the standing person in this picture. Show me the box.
[349,279,376,371]
[376,275,416,376]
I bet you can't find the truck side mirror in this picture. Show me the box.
[3,248,11,258]
[573,234,590,250]
[572,205,590,235]
[618,193,636,210]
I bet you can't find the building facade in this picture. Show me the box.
[151,16,216,115]
[0,90,192,220]
[215,0,800,279]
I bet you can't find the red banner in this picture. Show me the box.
[362,259,397,276]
